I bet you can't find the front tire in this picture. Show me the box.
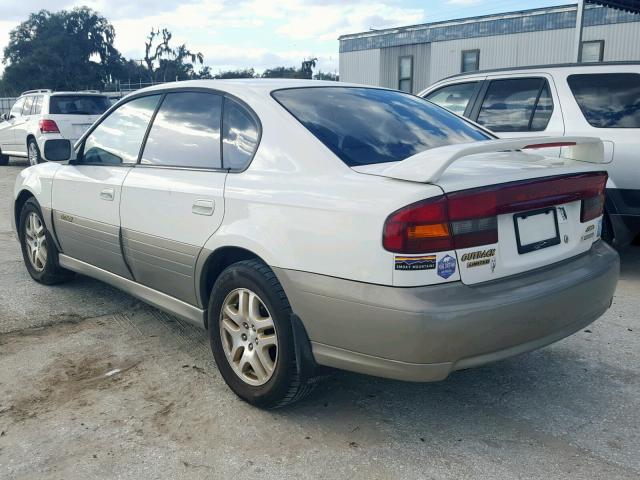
[208,259,314,408]
[0,151,8,166]
[19,198,74,284]
[27,139,42,166]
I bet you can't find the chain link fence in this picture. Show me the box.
[0,97,17,116]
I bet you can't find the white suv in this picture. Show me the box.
[0,89,110,166]
[11,80,618,407]
[419,62,640,246]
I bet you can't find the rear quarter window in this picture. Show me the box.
[272,87,490,167]
[567,73,640,128]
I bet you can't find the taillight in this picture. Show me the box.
[39,119,60,133]
[383,172,608,254]
[383,196,453,253]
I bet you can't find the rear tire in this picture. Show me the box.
[18,198,74,284]
[601,212,614,244]
[208,259,315,408]
[27,138,42,166]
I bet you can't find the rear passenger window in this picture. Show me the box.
[22,97,34,116]
[425,82,479,115]
[223,98,259,170]
[142,92,222,169]
[567,73,640,128]
[82,95,161,165]
[32,96,43,115]
[476,78,553,132]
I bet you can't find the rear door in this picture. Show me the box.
[470,74,564,138]
[0,97,25,153]
[120,90,230,305]
[48,95,111,143]
[52,94,162,278]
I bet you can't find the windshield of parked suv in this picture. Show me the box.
[49,95,111,115]
[567,73,640,128]
[272,87,491,167]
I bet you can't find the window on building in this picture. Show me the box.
[398,56,413,93]
[476,77,553,132]
[222,98,260,170]
[425,82,480,115]
[567,73,640,128]
[142,92,223,169]
[461,50,480,73]
[580,40,604,63]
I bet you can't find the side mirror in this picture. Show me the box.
[43,139,72,162]
[1,113,8,121]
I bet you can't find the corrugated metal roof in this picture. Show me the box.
[339,4,640,53]
[588,1,640,14]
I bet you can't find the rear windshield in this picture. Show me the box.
[49,95,111,115]
[567,73,640,128]
[272,87,490,167]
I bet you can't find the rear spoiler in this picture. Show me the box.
[357,137,604,184]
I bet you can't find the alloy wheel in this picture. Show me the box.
[24,212,47,271]
[219,288,279,386]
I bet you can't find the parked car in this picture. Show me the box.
[0,89,111,166]
[419,62,640,246]
[11,80,619,408]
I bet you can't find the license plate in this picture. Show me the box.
[513,207,560,254]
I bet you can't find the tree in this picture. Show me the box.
[143,28,204,82]
[261,66,300,79]
[2,7,121,94]
[300,57,317,80]
[214,68,256,79]
[313,71,338,81]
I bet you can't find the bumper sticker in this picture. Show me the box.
[395,255,436,271]
[437,254,456,279]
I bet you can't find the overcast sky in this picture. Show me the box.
[0,0,566,76]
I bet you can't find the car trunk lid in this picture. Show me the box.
[360,138,608,285]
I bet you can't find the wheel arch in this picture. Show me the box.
[14,189,37,231]
[197,246,266,327]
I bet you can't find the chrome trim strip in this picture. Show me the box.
[58,254,206,328]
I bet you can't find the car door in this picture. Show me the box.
[469,74,565,139]
[12,95,35,155]
[0,97,25,152]
[51,94,162,279]
[119,90,229,305]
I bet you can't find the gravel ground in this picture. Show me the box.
[1,159,639,480]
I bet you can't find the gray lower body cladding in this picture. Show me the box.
[274,241,619,382]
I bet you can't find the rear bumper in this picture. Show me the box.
[274,241,619,382]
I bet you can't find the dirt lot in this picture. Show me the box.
[1,158,639,480]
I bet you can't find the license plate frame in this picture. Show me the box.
[513,207,561,254]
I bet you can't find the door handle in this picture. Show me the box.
[192,199,215,216]
[100,188,115,201]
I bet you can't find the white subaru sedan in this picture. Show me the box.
[11,80,619,408]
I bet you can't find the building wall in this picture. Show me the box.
[583,22,640,61]
[379,43,431,90]
[428,28,575,86]
[338,49,381,86]
[340,13,640,91]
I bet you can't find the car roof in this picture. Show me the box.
[436,61,640,83]
[134,79,381,97]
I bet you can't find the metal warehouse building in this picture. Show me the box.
[338,3,640,94]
